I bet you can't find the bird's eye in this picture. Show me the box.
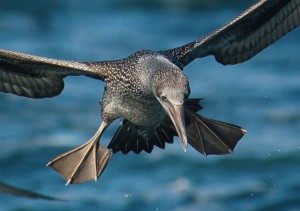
[160,95,167,101]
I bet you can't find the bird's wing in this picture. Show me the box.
[161,0,300,67]
[0,49,107,98]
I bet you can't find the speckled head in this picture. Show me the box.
[151,67,190,104]
[151,66,190,152]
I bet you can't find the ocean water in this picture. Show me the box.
[0,0,300,210]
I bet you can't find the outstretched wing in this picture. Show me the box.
[0,49,107,98]
[161,0,300,68]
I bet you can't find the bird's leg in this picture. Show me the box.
[47,121,111,185]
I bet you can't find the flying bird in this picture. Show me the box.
[0,0,299,185]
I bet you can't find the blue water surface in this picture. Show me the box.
[0,0,300,210]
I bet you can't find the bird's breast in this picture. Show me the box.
[102,89,166,127]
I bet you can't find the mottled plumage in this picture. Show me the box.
[0,0,299,184]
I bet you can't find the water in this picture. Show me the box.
[0,0,300,210]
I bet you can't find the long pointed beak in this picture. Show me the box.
[161,102,188,151]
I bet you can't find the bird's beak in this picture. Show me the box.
[160,101,188,151]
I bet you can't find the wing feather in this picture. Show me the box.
[0,49,106,98]
[161,0,300,67]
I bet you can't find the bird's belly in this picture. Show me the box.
[102,93,165,127]
[125,102,165,126]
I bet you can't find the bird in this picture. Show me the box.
[0,0,299,185]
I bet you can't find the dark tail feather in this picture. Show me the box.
[184,98,203,112]
[184,107,246,156]
[108,119,176,154]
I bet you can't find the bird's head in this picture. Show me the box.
[151,67,190,151]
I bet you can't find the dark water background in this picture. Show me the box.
[0,0,300,210]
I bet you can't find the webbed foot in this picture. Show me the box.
[47,122,111,185]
